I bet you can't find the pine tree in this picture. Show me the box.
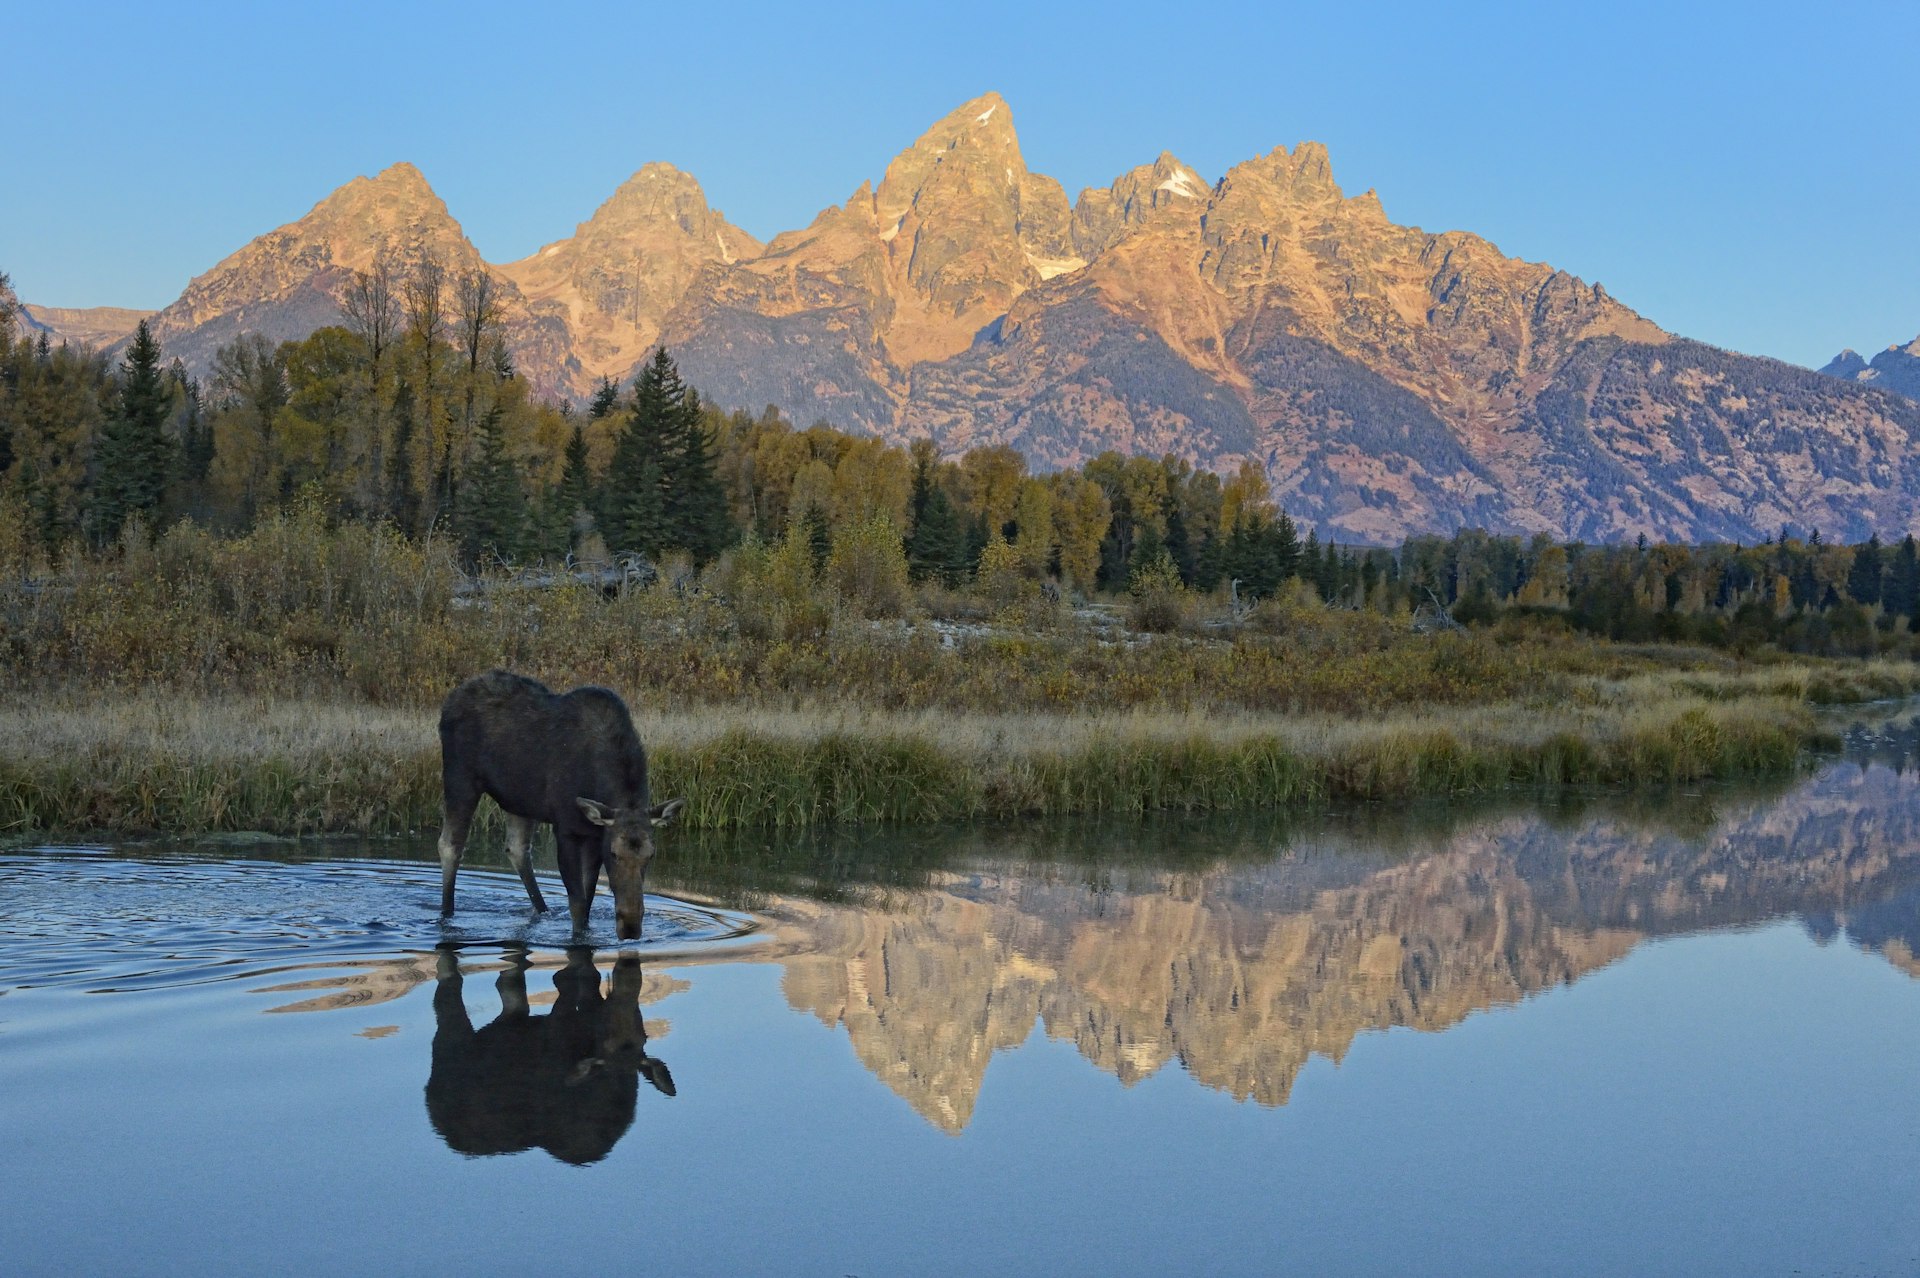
[387,377,420,536]
[1129,523,1166,590]
[1271,511,1301,583]
[905,447,969,586]
[561,421,594,509]
[802,500,832,575]
[1164,502,1194,586]
[666,388,731,561]
[89,320,174,542]
[1888,536,1920,622]
[587,375,620,421]
[455,405,525,566]
[1848,534,1884,607]
[603,349,680,555]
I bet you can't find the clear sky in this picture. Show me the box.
[2,0,1914,369]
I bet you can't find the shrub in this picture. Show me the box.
[827,514,913,620]
[1127,547,1189,633]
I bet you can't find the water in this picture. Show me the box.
[3,729,1919,1275]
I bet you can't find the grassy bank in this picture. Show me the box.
[0,675,1857,837]
[6,515,1918,838]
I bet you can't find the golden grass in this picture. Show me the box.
[0,676,1827,836]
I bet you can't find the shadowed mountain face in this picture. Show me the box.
[79,95,1920,541]
[1822,336,1920,403]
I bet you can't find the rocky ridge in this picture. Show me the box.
[18,304,153,349]
[73,96,1920,542]
[1821,336,1920,402]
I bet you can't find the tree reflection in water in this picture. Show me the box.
[425,946,674,1165]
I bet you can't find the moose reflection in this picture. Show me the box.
[426,946,674,1165]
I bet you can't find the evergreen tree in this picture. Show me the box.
[665,387,731,561]
[1888,536,1920,623]
[430,441,456,534]
[1302,528,1324,599]
[602,350,678,555]
[1191,527,1224,592]
[554,420,596,547]
[1272,511,1301,582]
[1129,523,1166,590]
[905,447,968,585]
[455,405,525,565]
[587,375,620,421]
[1164,502,1194,586]
[1848,534,1884,607]
[802,500,832,576]
[89,320,174,542]
[387,377,420,535]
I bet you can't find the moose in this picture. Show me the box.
[438,670,684,940]
[425,946,674,1165]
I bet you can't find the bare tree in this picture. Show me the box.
[0,270,18,345]
[402,256,447,353]
[403,258,449,525]
[453,270,500,377]
[341,254,401,505]
[342,253,400,376]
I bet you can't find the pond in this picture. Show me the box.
[4,719,1919,1275]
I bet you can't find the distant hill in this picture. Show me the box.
[19,303,152,349]
[1821,337,1920,402]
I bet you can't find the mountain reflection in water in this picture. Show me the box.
[726,755,1920,1133]
[244,739,1920,1140]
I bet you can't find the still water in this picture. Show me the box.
[3,726,1920,1275]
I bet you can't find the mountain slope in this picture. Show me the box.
[109,96,1920,542]
[495,162,761,389]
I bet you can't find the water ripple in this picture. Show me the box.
[0,849,761,996]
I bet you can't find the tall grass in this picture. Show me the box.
[3,515,1911,837]
[0,686,1822,837]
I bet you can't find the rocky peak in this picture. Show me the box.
[568,162,761,261]
[873,92,1025,227]
[292,162,474,274]
[1822,348,1871,378]
[858,92,1074,363]
[1819,333,1920,402]
[497,162,761,387]
[1072,151,1212,257]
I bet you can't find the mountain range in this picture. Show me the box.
[1821,337,1920,402]
[27,92,1920,543]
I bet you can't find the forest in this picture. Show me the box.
[3,262,1917,664]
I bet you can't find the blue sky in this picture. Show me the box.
[2,0,1914,368]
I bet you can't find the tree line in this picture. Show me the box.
[5,262,1920,658]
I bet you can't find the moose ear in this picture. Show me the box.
[576,797,616,827]
[649,797,687,828]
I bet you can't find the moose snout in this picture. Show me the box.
[616,910,645,941]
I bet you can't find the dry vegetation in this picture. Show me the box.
[2,511,1913,837]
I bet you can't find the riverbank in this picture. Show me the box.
[9,517,1920,837]
[0,669,1885,837]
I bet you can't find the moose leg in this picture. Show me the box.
[438,771,480,918]
[569,876,595,936]
[503,815,547,913]
[496,945,532,1019]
